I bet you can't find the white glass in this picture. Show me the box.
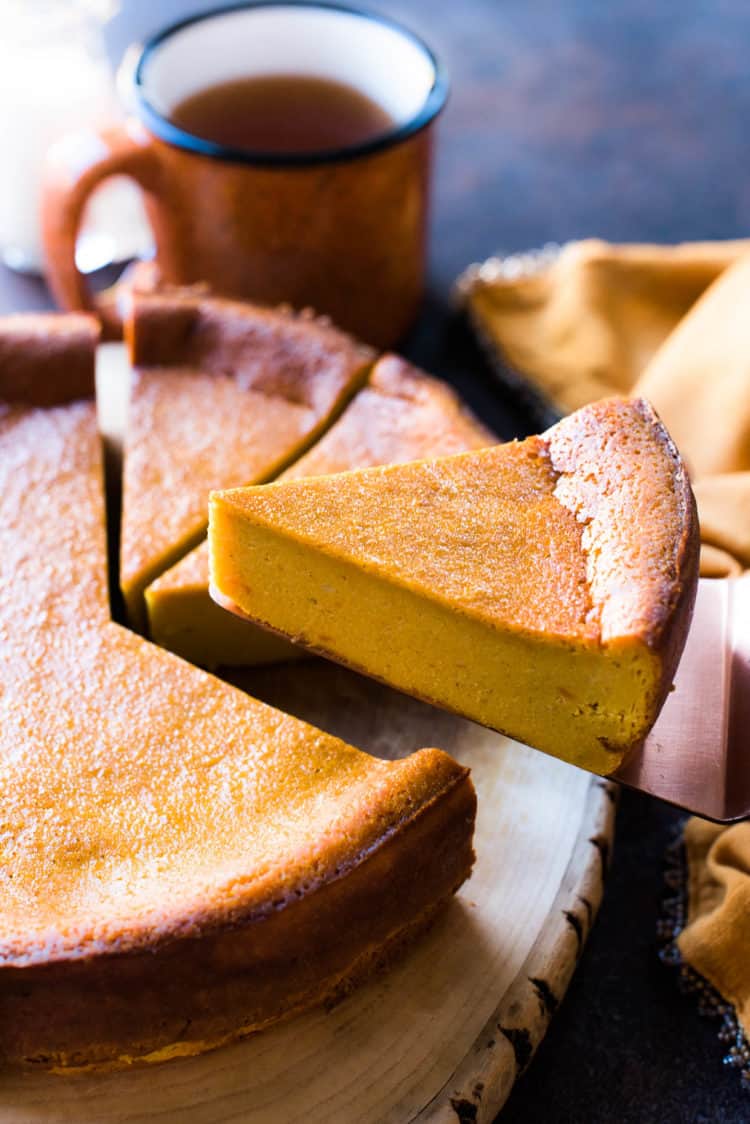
[0,0,149,274]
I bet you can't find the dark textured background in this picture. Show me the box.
[3,2,749,1119]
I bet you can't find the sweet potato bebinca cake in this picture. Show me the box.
[210,397,700,777]
[0,307,476,1071]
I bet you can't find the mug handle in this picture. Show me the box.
[41,121,162,339]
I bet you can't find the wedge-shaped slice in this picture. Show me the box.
[146,355,494,668]
[210,396,700,775]
[0,327,474,1071]
[120,292,373,629]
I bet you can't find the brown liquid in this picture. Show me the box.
[169,74,395,154]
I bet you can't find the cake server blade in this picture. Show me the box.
[612,577,750,822]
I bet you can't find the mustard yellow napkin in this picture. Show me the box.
[461,238,750,578]
[680,819,750,1041]
[460,239,750,1051]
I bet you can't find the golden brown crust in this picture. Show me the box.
[0,605,470,966]
[0,403,110,629]
[0,313,98,406]
[2,767,475,1069]
[543,395,700,661]
[630,399,700,727]
[44,905,448,1073]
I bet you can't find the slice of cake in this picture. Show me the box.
[120,292,374,629]
[146,355,494,668]
[210,397,699,775]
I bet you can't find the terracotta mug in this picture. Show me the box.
[41,1,448,346]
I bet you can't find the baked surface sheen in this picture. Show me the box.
[0,312,475,1071]
[210,396,700,775]
[146,354,495,668]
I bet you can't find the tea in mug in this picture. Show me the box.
[170,74,395,154]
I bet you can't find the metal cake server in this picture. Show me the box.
[612,577,750,822]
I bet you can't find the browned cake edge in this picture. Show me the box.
[544,395,700,737]
[637,430,700,736]
[124,290,374,398]
[0,763,475,1071]
[0,312,99,406]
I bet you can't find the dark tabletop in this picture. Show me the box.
[6,1,749,1120]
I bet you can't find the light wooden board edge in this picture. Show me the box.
[420,776,618,1123]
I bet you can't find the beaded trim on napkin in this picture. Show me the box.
[453,242,564,299]
[453,244,564,429]
[659,831,750,1089]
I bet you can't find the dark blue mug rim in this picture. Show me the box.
[130,0,449,167]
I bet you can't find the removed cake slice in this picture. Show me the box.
[120,292,373,629]
[210,397,699,775]
[146,355,494,668]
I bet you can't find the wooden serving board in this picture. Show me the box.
[0,349,616,1123]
